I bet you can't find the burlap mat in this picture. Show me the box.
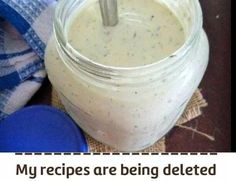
[51,88,209,152]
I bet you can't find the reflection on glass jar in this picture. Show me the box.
[45,0,209,151]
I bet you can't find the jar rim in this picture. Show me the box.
[54,0,203,73]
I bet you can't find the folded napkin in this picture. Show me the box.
[0,0,57,120]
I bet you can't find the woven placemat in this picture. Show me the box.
[51,88,209,152]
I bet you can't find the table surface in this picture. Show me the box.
[28,0,232,152]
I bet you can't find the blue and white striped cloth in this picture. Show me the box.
[0,0,57,120]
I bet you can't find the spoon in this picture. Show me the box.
[99,0,119,26]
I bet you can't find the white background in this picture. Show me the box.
[0,153,235,181]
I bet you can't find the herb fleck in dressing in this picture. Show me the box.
[67,0,185,67]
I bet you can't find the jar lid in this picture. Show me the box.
[0,106,89,152]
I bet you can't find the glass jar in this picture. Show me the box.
[45,0,209,151]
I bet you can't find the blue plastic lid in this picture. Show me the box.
[0,105,89,152]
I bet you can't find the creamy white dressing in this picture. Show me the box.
[45,0,209,151]
[67,0,185,67]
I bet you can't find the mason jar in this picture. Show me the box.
[45,0,209,151]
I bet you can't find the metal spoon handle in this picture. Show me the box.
[99,0,119,26]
